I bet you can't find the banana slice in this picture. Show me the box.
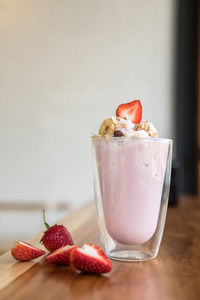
[99,118,116,136]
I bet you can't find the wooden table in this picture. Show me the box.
[0,196,200,300]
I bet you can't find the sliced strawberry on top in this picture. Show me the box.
[45,245,75,265]
[11,240,45,262]
[116,100,142,124]
[70,243,112,274]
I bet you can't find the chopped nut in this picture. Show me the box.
[135,120,158,137]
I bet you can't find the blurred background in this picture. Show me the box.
[0,0,199,253]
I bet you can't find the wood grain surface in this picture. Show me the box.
[0,196,200,300]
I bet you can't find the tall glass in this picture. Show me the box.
[92,137,172,261]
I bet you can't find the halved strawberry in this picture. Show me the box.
[70,243,112,274]
[116,100,142,123]
[11,240,45,262]
[45,245,75,265]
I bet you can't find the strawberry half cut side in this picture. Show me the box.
[45,245,75,265]
[116,100,142,124]
[11,240,45,262]
[70,243,112,274]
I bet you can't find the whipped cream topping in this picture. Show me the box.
[135,120,158,138]
[97,117,158,138]
[114,117,136,137]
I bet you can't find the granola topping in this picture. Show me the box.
[96,117,158,138]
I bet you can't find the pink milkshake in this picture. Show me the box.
[92,100,172,261]
[94,137,169,245]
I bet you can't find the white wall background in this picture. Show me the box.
[0,0,175,208]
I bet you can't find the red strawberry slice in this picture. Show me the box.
[11,240,45,262]
[116,100,142,123]
[70,243,112,274]
[45,245,75,265]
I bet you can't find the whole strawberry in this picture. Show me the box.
[40,210,73,252]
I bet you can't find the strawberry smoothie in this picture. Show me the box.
[94,137,169,245]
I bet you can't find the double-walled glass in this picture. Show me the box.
[92,136,172,261]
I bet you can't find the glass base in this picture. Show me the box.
[107,250,157,262]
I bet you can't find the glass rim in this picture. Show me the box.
[91,136,173,144]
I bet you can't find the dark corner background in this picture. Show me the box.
[175,0,199,195]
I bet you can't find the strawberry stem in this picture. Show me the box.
[43,209,50,230]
